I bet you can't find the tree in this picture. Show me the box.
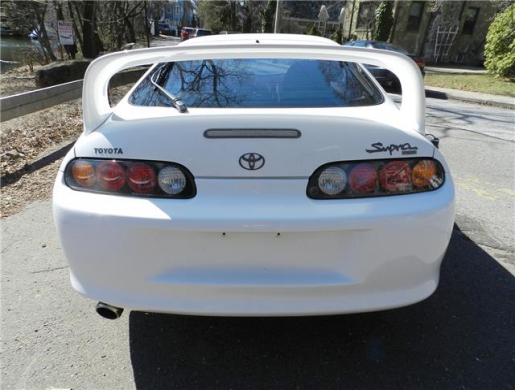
[484,3,515,79]
[307,25,319,36]
[197,1,234,33]
[373,1,394,42]
[331,29,343,44]
[5,0,57,62]
[96,1,145,52]
[81,0,98,58]
[261,0,276,33]
[198,0,267,33]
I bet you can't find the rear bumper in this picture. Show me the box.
[53,173,455,316]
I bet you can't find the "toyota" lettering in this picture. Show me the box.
[94,148,124,155]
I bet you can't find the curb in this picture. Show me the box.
[424,87,514,110]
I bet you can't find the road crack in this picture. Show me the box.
[30,266,69,274]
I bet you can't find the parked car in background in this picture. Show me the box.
[344,40,425,90]
[192,28,212,38]
[180,27,194,41]
[158,23,172,36]
[54,34,454,320]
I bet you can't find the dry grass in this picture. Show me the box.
[425,73,515,97]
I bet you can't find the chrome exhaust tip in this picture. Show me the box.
[95,302,124,320]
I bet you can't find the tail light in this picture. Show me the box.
[126,163,156,193]
[71,160,95,187]
[65,158,196,198]
[349,163,377,193]
[96,161,126,191]
[413,57,425,69]
[379,161,411,192]
[307,158,444,199]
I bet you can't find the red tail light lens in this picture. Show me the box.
[307,158,445,199]
[379,161,412,192]
[349,164,378,193]
[65,159,196,198]
[96,161,125,191]
[127,163,156,193]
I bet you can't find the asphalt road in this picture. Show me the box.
[1,96,514,390]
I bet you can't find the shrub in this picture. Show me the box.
[373,1,394,42]
[307,25,319,36]
[484,4,515,79]
[331,29,343,44]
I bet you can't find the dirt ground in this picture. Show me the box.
[0,66,129,217]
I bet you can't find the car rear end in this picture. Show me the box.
[410,55,426,77]
[193,28,212,38]
[53,35,454,316]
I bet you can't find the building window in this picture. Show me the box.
[462,7,479,35]
[406,2,424,31]
[357,2,376,29]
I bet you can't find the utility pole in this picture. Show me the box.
[274,0,282,33]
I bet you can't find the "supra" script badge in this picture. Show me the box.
[366,142,418,156]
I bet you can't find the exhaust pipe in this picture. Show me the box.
[95,302,124,320]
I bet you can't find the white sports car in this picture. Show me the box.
[53,34,455,319]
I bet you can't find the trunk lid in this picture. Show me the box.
[74,111,433,178]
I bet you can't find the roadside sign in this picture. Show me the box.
[44,21,58,41]
[58,21,74,45]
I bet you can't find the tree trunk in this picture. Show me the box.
[69,2,83,49]
[262,0,276,33]
[35,4,57,62]
[82,1,98,58]
[144,1,151,47]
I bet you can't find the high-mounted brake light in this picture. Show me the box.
[307,158,444,199]
[65,159,196,198]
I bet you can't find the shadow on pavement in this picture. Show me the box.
[0,141,74,188]
[129,226,514,390]
[385,88,448,101]
[425,89,448,100]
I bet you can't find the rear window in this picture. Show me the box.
[195,29,211,37]
[129,58,383,108]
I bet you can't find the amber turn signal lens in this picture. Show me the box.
[71,161,95,187]
[412,160,437,188]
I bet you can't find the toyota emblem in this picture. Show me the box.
[239,153,265,170]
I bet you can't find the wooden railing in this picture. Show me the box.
[0,68,147,122]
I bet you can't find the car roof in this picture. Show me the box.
[179,33,339,47]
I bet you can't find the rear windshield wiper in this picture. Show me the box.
[150,65,188,113]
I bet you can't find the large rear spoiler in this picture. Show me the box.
[83,43,425,135]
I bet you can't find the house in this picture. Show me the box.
[281,0,506,65]
[156,0,195,36]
